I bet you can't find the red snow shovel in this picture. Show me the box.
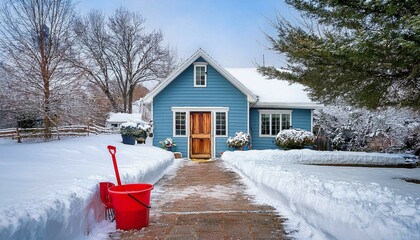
[107,145,122,186]
[98,145,122,221]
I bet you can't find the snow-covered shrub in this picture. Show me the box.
[120,122,138,136]
[275,129,315,149]
[135,123,152,138]
[227,132,251,149]
[314,105,420,153]
[120,121,152,138]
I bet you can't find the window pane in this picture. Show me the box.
[216,112,226,136]
[261,114,270,135]
[175,112,186,135]
[271,114,280,135]
[282,114,291,130]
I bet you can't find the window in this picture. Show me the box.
[259,111,292,136]
[194,65,207,87]
[215,112,227,136]
[174,112,186,136]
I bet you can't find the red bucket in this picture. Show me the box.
[108,183,154,230]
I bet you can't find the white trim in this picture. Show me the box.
[193,62,208,65]
[258,110,293,137]
[214,111,228,137]
[258,110,293,114]
[172,107,229,112]
[247,101,250,134]
[310,109,314,133]
[150,101,154,136]
[143,49,257,104]
[172,111,188,137]
[194,64,207,87]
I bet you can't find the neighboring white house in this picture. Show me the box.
[105,113,145,129]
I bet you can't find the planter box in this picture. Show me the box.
[121,135,136,145]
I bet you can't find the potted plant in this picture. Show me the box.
[120,122,138,145]
[135,123,152,144]
[159,138,176,151]
[226,132,251,150]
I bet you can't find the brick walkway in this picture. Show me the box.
[111,159,286,239]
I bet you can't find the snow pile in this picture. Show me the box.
[120,121,138,128]
[222,150,420,240]
[107,113,145,124]
[0,135,175,240]
[227,149,416,166]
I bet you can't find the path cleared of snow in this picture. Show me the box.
[0,135,176,240]
[222,149,420,240]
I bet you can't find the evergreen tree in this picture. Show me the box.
[259,0,419,109]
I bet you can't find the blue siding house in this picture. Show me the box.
[143,49,322,158]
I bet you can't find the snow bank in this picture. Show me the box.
[228,149,416,166]
[222,150,420,240]
[0,135,175,240]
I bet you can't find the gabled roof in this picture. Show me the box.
[226,68,323,109]
[143,49,258,103]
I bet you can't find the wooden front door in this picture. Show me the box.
[190,112,211,159]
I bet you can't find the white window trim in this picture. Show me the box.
[193,64,207,87]
[214,111,228,137]
[258,110,292,137]
[172,111,188,137]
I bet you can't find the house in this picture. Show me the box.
[143,49,322,159]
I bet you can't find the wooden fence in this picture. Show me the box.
[0,124,116,142]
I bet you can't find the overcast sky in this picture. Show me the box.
[77,0,299,68]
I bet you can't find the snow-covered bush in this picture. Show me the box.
[314,105,420,153]
[227,132,251,149]
[135,123,152,137]
[120,122,138,136]
[275,129,315,149]
[120,121,152,138]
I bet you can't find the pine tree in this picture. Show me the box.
[259,0,419,109]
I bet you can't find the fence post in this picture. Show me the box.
[56,125,61,140]
[16,128,21,143]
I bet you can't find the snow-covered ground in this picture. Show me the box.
[222,150,420,240]
[0,135,176,240]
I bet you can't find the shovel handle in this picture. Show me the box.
[107,145,116,155]
[107,145,121,186]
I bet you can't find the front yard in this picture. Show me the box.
[222,150,420,240]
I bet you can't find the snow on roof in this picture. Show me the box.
[226,68,322,109]
[106,113,144,124]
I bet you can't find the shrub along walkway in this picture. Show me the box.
[111,159,286,239]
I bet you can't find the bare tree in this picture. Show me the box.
[0,0,79,138]
[73,10,121,112]
[75,7,176,113]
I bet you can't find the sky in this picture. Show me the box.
[76,0,299,68]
